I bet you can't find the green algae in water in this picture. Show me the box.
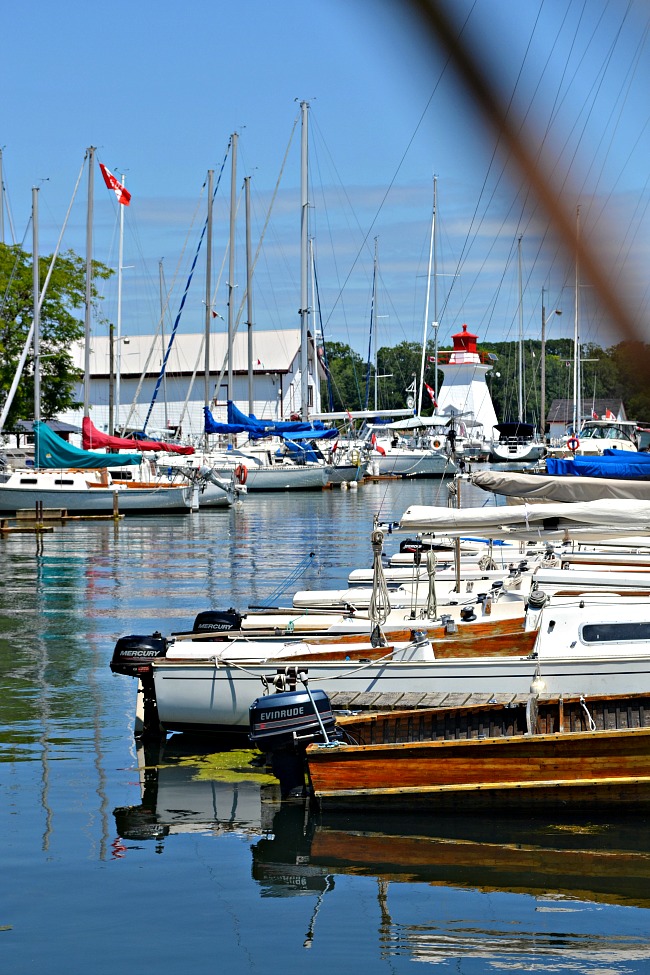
[150,749,277,785]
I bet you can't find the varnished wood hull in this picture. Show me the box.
[307,695,650,810]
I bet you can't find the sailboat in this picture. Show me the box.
[0,154,195,515]
[489,237,545,463]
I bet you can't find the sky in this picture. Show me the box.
[3,0,650,369]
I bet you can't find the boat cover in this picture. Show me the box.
[471,469,650,502]
[546,454,650,479]
[203,403,336,440]
[398,497,650,537]
[35,421,142,468]
[82,417,194,455]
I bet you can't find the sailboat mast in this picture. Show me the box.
[0,149,4,244]
[300,100,310,421]
[159,260,168,428]
[32,187,40,461]
[115,173,126,433]
[203,169,214,450]
[373,238,379,411]
[245,175,254,414]
[573,205,581,435]
[418,180,435,417]
[517,235,523,423]
[433,176,439,402]
[227,134,238,406]
[83,147,95,419]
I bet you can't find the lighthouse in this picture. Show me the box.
[435,325,498,438]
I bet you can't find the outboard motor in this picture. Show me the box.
[110,632,169,740]
[192,609,244,635]
[249,688,339,799]
[110,632,168,677]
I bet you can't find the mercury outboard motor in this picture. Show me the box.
[192,609,244,634]
[110,632,168,677]
[249,688,339,799]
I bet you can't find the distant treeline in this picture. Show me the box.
[319,339,650,425]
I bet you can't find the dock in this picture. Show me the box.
[0,506,124,534]
[328,690,531,712]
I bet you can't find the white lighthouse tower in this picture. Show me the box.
[435,324,498,439]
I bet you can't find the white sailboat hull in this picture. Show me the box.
[151,652,650,734]
[0,472,192,513]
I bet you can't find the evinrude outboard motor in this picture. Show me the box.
[249,688,340,800]
[192,608,244,634]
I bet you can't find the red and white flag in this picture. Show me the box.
[424,382,437,407]
[99,163,131,206]
[604,408,615,420]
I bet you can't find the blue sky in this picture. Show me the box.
[3,0,650,360]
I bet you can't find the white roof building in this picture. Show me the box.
[60,328,325,442]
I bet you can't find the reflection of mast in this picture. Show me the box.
[377,879,393,961]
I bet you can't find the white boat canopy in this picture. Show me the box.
[397,498,650,539]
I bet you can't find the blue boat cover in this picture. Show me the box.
[546,453,650,479]
[35,421,142,469]
[203,403,336,441]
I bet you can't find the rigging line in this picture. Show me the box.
[320,6,476,332]
[138,144,231,434]
[208,114,300,405]
[0,154,86,433]
[121,183,209,433]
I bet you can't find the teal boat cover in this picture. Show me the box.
[35,421,142,469]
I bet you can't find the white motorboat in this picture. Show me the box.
[111,597,650,736]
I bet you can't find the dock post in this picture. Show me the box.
[112,491,120,521]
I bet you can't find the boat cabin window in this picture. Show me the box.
[109,470,133,480]
[54,479,75,486]
[582,621,650,643]
[18,478,38,485]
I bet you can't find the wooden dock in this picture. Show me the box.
[0,506,123,534]
[328,690,530,712]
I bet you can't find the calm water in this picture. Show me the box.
[2,477,650,975]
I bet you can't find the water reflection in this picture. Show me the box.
[114,737,650,915]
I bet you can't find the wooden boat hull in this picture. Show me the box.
[307,696,650,810]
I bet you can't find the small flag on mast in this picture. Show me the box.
[99,163,131,206]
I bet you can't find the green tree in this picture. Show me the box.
[320,341,368,411]
[0,243,112,428]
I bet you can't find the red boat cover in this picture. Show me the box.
[82,417,195,455]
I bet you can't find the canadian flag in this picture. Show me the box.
[99,163,131,206]
[592,410,598,419]
[370,431,386,455]
[604,408,615,420]
[424,382,438,407]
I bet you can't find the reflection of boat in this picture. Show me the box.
[308,812,650,910]
[113,738,280,843]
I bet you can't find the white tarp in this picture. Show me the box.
[471,469,650,502]
[398,497,650,538]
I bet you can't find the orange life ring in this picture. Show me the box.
[567,437,580,452]
[433,439,441,449]
[234,464,248,485]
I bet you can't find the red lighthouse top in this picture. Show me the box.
[451,324,478,355]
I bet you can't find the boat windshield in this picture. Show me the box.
[579,423,636,443]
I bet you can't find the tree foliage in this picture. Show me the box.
[0,243,112,428]
[320,334,650,424]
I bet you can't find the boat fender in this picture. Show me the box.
[567,436,580,452]
[234,464,248,485]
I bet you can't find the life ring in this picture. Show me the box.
[433,439,441,449]
[234,464,248,485]
[567,437,580,453]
